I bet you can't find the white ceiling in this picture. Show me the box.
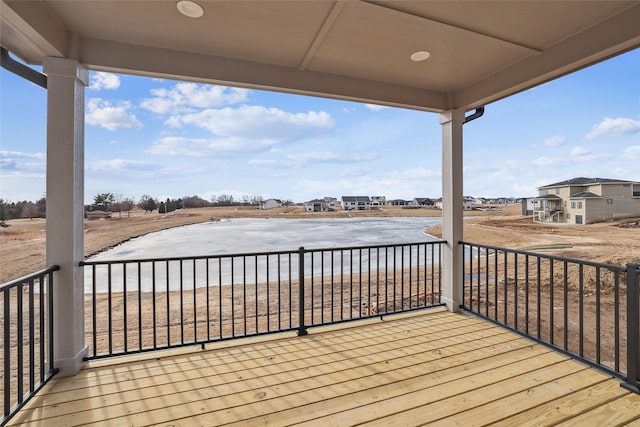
[2,0,639,112]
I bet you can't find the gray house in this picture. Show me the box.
[304,199,329,212]
[341,196,371,211]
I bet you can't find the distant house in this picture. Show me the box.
[411,198,434,207]
[370,196,387,206]
[534,177,640,224]
[323,197,339,207]
[341,196,371,210]
[433,198,473,210]
[304,199,329,212]
[85,210,111,219]
[520,197,537,216]
[389,199,408,206]
[463,196,474,210]
[260,199,282,210]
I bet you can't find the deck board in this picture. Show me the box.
[8,308,640,426]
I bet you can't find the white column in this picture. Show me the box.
[440,109,465,312]
[43,57,88,376]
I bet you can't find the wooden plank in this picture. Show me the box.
[350,360,586,427]
[197,346,564,426]
[553,394,640,426]
[427,369,613,426]
[494,378,630,426]
[12,326,528,425]
[16,319,504,412]
[47,312,486,392]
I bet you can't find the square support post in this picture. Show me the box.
[440,110,465,312]
[43,57,89,376]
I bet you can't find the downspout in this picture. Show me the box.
[0,48,48,88]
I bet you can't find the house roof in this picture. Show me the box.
[538,177,635,189]
[2,1,638,112]
[342,196,371,202]
[536,194,562,200]
[570,192,601,198]
[305,199,326,204]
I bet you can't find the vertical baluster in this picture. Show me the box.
[525,254,529,335]
[179,260,184,344]
[563,261,568,350]
[138,262,142,351]
[595,266,601,363]
[4,287,11,416]
[578,264,584,357]
[123,262,128,353]
[549,260,554,345]
[108,263,112,355]
[92,265,97,356]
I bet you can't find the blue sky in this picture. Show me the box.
[1,48,639,204]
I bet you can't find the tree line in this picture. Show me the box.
[0,193,268,221]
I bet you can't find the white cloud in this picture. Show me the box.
[541,135,566,147]
[531,157,560,167]
[0,151,45,159]
[586,117,640,140]
[288,151,376,163]
[154,106,334,156]
[175,105,333,141]
[623,145,640,160]
[570,146,590,156]
[147,136,281,157]
[87,159,159,172]
[249,151,377,169]
[140,83,249,114]
[86,98,143,131]
[89,72,121,90]
[365,104,387,111]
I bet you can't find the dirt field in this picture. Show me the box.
[1,204,638,283]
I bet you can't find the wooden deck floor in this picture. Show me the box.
[9,308,640,426]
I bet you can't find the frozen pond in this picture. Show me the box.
[90,217,442,261]
[85,217,443,293]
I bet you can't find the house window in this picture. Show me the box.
[555,188,560,194]
[571,202,576,209]
[578,202,583,209]
[607,199,613,204]
[540,190,548,196]
[566,213,571,219]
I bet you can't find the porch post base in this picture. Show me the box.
[621,382,640,395]
[55,345,88,377]
[441,297,460,313]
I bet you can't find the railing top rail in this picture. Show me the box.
[0,264,60,291]
[81,240,446,266]
[460,240,626,272]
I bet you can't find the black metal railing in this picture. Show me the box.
[1,266,58,426]
[460,241,639,391]
[82,241,444,359]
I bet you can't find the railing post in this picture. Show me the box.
[623,263,640,394]
[298,247,308,336]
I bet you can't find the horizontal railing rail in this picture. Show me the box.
[460,241,639,392]
[82,241,445,359]
[1,265,59,427]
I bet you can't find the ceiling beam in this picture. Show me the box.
[79,37,450,112]
[299,1,345,71]
[453,3,640,110]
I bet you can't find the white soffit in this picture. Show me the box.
[1,0,639,112]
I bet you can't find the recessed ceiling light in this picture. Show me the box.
[177,1,204,18]
[410,51,431,62]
